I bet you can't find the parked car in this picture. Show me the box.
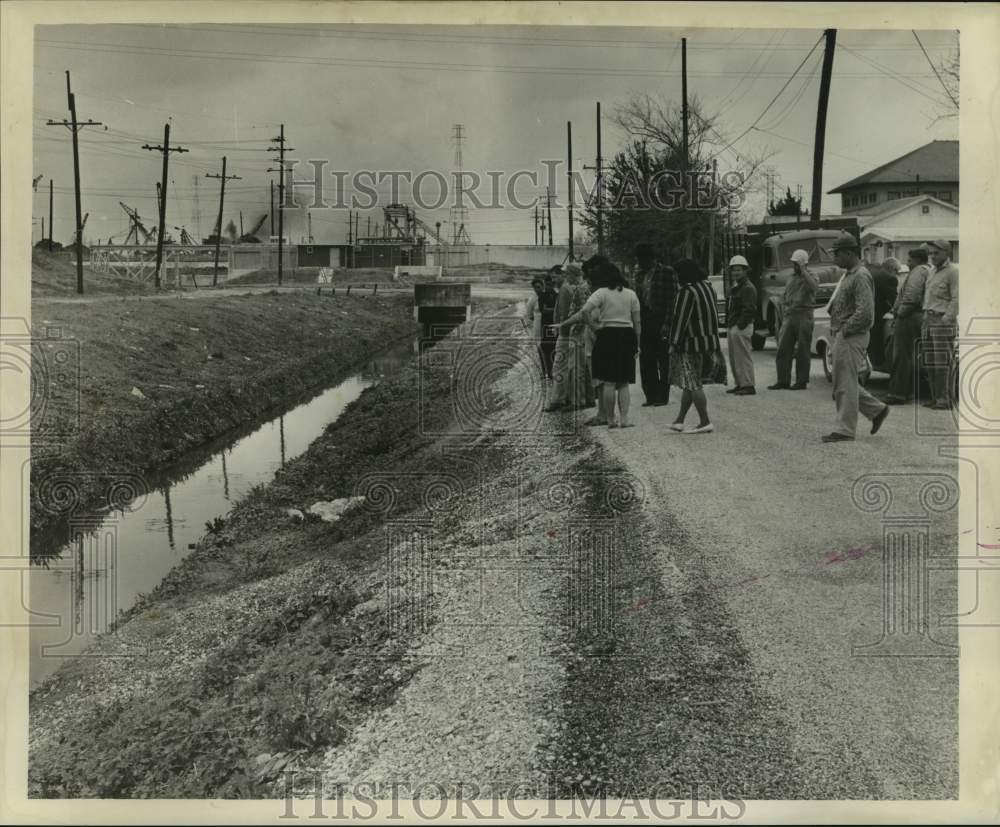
[811,300,892,383]
[811,278,958,397]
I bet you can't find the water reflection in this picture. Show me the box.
[29,338,416,687]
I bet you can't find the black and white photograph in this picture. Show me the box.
[2,1,998,823]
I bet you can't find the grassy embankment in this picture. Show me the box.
[29,308,518,798]
[30,289,418,535]
[30,248,167,297]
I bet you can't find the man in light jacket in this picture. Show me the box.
[822,234,890,443]
[921,239,959,410]
[885,247,931,404]
[769,248,818,390]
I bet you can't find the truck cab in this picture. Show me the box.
[743,229,847,350]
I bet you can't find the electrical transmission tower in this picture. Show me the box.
[449,124,472,245]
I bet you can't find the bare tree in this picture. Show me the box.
[578,92,771,268]
[936,33,959,121]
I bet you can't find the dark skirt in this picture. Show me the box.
[591,326,638,384]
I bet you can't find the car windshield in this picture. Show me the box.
[776,239,838,268]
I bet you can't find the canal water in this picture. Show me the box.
[28,336,421,688]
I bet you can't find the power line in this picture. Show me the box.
[839,44,949,107]
[101,23,954,53]
[912,30,959,110]
[706,32,826,162]
[35,38,940,79]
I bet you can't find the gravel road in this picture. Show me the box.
[311,329,958,801]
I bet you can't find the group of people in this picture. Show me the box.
[524,233,959,442]
[525,249,725,433]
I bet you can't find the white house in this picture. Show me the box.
[859,194,959,264]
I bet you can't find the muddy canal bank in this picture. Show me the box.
[29,292,417,537]
[28,306,527,797]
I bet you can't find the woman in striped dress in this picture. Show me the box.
[667,258,724,434]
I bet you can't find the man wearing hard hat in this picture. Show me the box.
[822,234,890,442]
[725,255,757,395]
[769,249,818,390]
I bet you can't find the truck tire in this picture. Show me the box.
[751,332,766,351]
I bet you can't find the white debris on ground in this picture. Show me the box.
[308,496,366,523]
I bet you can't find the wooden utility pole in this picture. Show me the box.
[270,179,275,238]
[267,124,293,285]
[708,158,717,275]
[142,123,188,289]
[596,102,604,256]
[682,37,693,258]
[811,30,837,227]
[46,71,102,294]
[567,121,574,260]
[347,210,353,268]
[546,187,553,246]
[206,156,241,286]
[48,178,54,250]
[583,102,605,255]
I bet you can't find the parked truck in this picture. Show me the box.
[724,219,861,349]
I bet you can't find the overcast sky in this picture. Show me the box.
[32,24,958,247]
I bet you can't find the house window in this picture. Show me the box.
[922,205,930,214]
[939,191,952,202]
[888,191,900,200]
[307,245,314,253]
[869,193,877,203]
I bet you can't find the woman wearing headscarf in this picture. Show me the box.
[563,263,597,410]
[667,257,723,434]
[560,259,641,427]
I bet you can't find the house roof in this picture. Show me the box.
[860,194,959,227]
[829,140,958,193]
[861,227,958,243]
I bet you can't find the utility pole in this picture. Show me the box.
[583,102,605,255]
[546,187,553,246]
[267,124,293,285]
[811,29,837,227]
[367,215,371,239]
[596,102,603,256]
[206,156,241,287]
[270,179,275,238]
[142,123,188,289]
[682,37,692,258]
[347,210,353,268]
[567,121,574,261]
[534,204,539,245]
[309,211,314,243]
[708,158,717,275]
[48,178,54,250]
[46,71,102,294]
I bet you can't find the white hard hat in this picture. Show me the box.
[728,255,749,268]
[790,249,809,266]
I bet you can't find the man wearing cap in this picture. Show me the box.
[822,234,889,442]
[634,243,677,406]
[921,239,959,410]
[726,255,757,395]
[885,247,931,404]
[769,248,818,390]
